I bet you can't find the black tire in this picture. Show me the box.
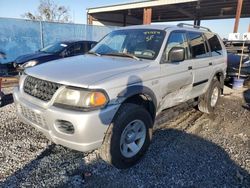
[198,78,221,114]
[99,103,153,169]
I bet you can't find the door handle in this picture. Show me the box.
[209,62,213,66]
[188,66,192,70]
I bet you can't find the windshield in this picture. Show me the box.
[90,29,166,60]
[40,42,68,54]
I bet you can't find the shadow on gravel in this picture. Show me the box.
[84,129,250,187]
[1,130,249,187]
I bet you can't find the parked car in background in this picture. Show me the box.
[226,53,250,80]
[14,24,227,169]
[13,40,97,70]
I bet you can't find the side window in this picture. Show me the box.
[82,42,90,53]
[165,32,189,61]
[65,43,84,56]
[73,43,84,55]
[188,32,209,58]
[205,33,222,56]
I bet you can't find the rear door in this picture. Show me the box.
[187,31,212,97]
[159,31,194,110]
[204,32,225,72]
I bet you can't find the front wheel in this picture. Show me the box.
[198,78,221,114]
[99,103,153,169]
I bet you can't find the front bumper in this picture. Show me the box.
[13,87,120,152]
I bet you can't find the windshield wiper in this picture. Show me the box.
[103,53,141,61]
[87,51,101,56]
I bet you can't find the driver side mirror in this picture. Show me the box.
[168,47,185,63]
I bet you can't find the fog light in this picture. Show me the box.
[55,120,75,134]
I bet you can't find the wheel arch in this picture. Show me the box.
[117,85,157,123]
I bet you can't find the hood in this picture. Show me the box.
[15,51,55,64]
[25,54,150,88]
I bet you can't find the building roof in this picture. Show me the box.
[87,0,197,13]
[87,0,250,26]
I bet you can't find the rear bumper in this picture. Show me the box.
[13,87,120,152]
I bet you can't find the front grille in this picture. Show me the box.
[17,104,48,129]
[23,76,61,101]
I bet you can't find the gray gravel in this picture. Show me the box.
[0,87,249,187]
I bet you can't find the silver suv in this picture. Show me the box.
[14,24,227,169]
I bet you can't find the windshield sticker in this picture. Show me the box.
[146,35,154,42]
[60,44,68,47]
[144,31,161,35]
[144,31,161,42]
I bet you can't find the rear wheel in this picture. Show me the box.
[198,78,221,114]
[99,103,153,169]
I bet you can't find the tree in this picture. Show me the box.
[23,0,71,23]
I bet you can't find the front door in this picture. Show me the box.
[159,31,194,110]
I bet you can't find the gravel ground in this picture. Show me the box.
[0,87,249,187]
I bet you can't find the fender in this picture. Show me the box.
[117,84,158,109]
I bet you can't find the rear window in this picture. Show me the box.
[205,33,223,56]
[187,32,209,58]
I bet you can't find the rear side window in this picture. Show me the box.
[188,32,209,58]
[205,33,222,56]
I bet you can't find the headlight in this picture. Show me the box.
[22,60,38,68]
[54,87,109,110]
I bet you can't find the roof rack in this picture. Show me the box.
[177,23,211,32]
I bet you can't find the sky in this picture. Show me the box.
[0,0,249,38]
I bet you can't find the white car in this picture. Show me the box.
[14,23,227,169]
